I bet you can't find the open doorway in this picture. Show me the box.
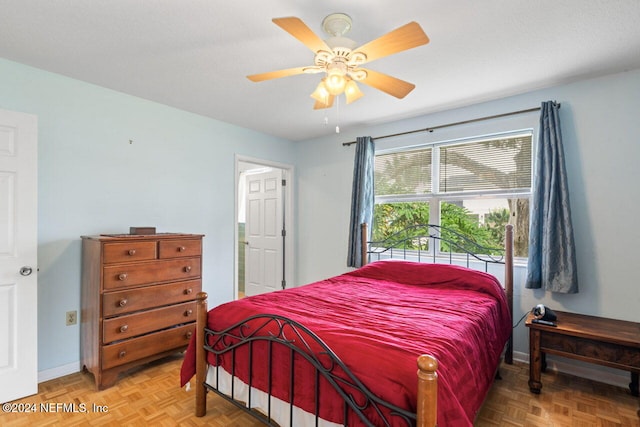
[236,156,294,300]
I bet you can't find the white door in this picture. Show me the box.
[0,109,38,403]
[245,169,284,296]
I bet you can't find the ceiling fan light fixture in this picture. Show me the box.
[325,68,347,95]
[344,79,363,104]
[310,79,331,104]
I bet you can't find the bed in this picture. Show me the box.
[180,224,514,426]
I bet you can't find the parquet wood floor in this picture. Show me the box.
[2,355,638,426]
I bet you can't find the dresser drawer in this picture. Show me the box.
[103,301,196,343]
[103,241,157,264]
[102,324,194,370]
[159,239,201,259]
[102,280,201,317]
[103,257,201,290]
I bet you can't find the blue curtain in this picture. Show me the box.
[347,136,375,268]
[525,101,578,293]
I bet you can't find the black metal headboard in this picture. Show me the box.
[365,223,508,272]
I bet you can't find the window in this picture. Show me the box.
[373,132,532,258]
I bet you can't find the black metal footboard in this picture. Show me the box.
[202,314,417,427]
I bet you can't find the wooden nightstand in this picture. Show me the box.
[525,310,640,415]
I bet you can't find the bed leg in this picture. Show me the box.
[416,354,438,427]
[195,292,208,417]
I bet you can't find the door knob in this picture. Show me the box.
[20,266,33,276]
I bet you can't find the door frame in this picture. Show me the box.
[234,155,294,299]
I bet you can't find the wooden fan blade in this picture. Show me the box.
[313,95,335,110]
[354,22,429,64]
[359,69,416,99]
[247,67,308,82]
[273,17,332,54]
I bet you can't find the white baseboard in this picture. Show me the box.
[38,361,81,383]
[512,351,630,389]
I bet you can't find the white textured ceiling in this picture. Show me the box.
[1,1,639,141]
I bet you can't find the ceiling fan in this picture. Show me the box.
[247,13,430,109]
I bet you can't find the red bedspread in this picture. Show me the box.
[180,261,511,426]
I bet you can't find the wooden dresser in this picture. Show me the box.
[80,233,203,389]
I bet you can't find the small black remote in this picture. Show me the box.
[532,319,556,327]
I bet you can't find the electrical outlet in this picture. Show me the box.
[66,310,77,326]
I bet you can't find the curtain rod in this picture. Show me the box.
[342,104,559,146]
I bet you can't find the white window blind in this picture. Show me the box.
[439,135,532,193]
[374,147,432,197]
[375,134,531,197]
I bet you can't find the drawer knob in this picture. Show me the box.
[184,288,192,295]
[183,266,192,273]
[119,325,128,333]
[119,350,127,358]
[118,273,128,281]
[179,246,186,252]
[119,298,128,307]
[184,309,193,317]
[128,249,136,256]
[185,331,193,339]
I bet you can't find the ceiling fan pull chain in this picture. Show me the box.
[335,96,340,133]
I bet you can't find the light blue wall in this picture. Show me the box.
[3,54,639,380]
[0,58,296,372]
[294,68,640,360]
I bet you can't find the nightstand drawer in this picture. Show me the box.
[103,301,196,343]
[103,257,201,290]
[158,239,202,259]
[103,241,157,264]
[102,324,194,370]
[102,280,201,317]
